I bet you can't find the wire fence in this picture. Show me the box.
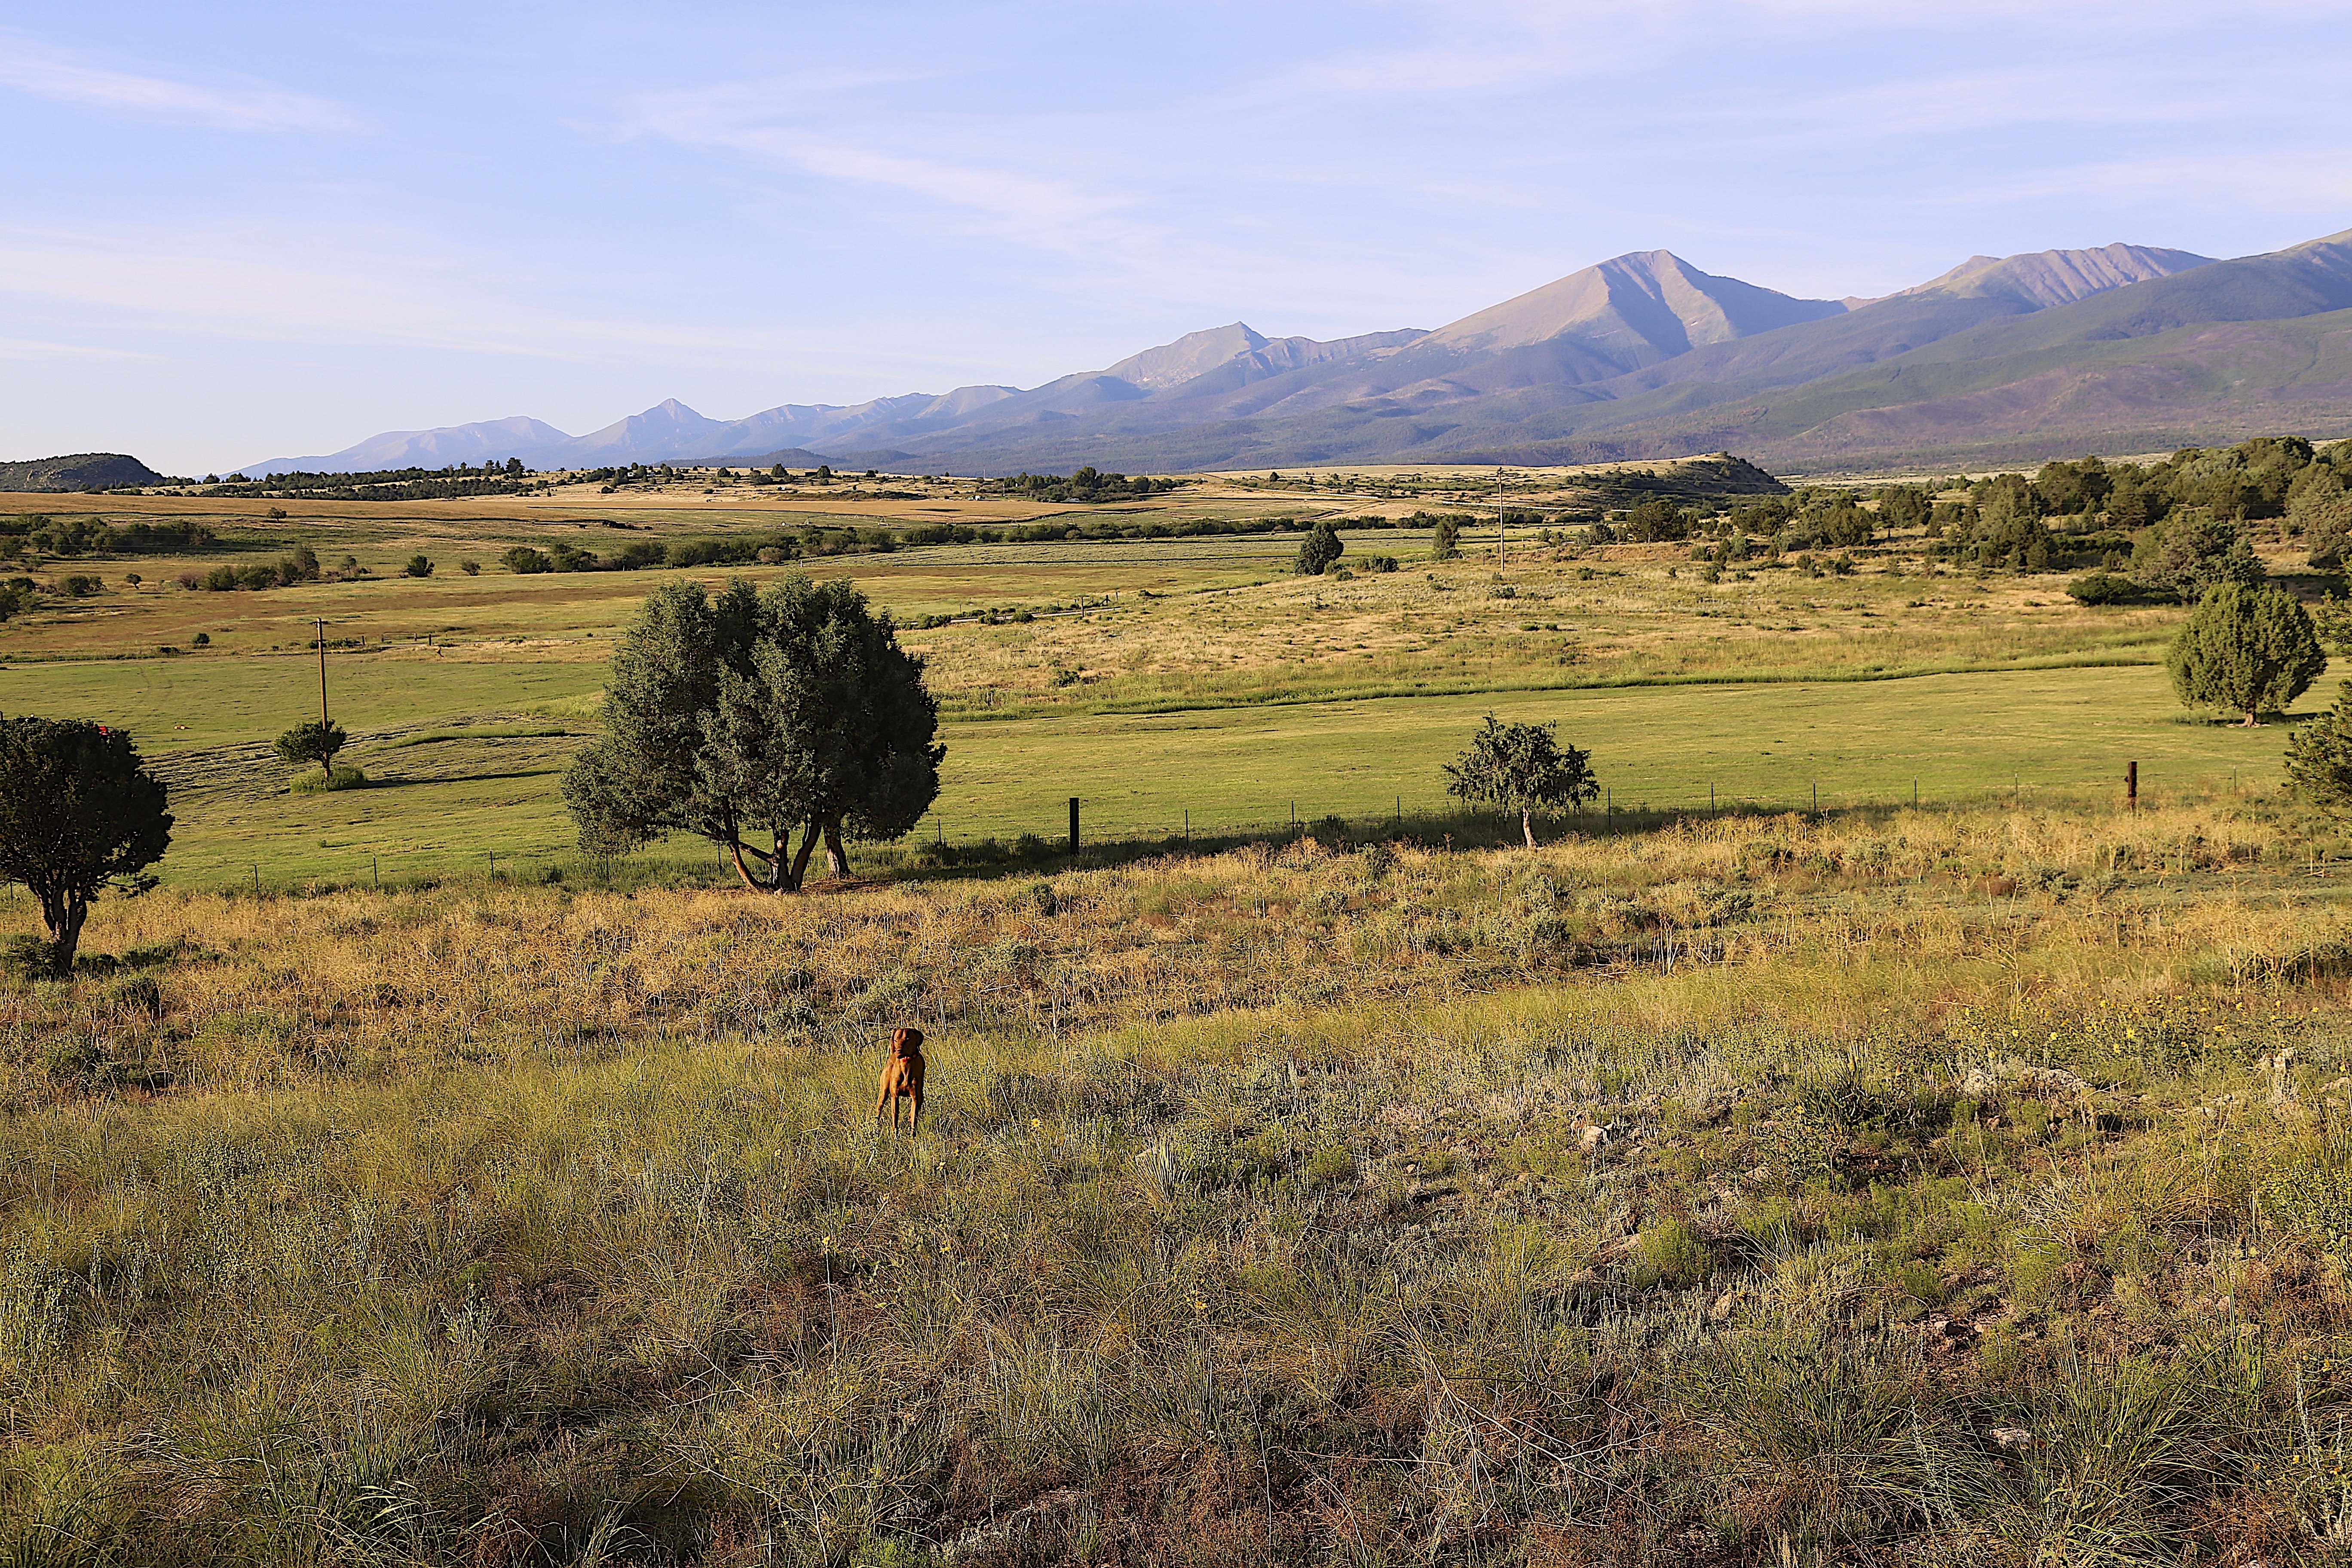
[102,757,2276,898]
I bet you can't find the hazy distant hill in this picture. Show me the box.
[248,415,571,475]
[235,232,2352,478]
[0,453,163,492]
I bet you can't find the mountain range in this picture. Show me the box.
[241,230,2352,478]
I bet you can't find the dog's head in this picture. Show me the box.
[889,1026,925,1059]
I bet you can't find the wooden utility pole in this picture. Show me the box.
[1496,468,1507,571]
[2126,760,2138,812]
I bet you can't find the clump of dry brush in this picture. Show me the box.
[6,795,2352,1564]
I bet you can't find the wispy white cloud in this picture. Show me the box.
[0,335,160,364]
[1271,0,2340,101]
[1933,150,2352,218]
[625,83,1113,233]
[0,219,778,361]
[0,35,362,132]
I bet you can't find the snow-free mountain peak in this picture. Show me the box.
[1422,249,1847,363]
[1894,243,2215,309]
[247,414,572,475]
[227,231,2352,481]
[1102,324,1270,390]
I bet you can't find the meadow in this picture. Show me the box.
[7,795,2352,1564]
[8,465,2352,1564]
[0,464,2310,888]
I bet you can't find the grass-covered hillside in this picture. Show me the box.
[10,794,2352,1563]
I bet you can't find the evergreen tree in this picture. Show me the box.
[2285,680,2352,815]
[2291,466,2352,569]
[562,576,940,890]
[2132,507,2263,597]
[2167,582,2326,726]
[1294,521,1343,576]
[0,715,171,973]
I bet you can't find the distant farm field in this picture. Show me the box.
[6,653,2287,889]
[0,466,2329,888]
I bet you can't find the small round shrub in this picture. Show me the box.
[0,934,58,982]
[2067,571,2137,605]
[289,765,369,793]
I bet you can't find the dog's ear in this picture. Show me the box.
[902,1027,925,1052]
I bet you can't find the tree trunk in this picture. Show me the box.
[783,819,823,891]
[822,818,850,880]
[2243,710,2261,727]
[37,888,85,975]
[724,824,827,894]
[728,836,777,892]
[1522,808,1537,849]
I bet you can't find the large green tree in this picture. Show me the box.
[2167,582,2327,726]
[0,715,172,973]
[562,576,942,891]
[1444,715,1599,848]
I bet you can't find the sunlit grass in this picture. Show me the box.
[6,794,2352,1561]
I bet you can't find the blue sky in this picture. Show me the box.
[4,0,2349,474]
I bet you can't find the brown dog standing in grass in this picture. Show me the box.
[875,1026,925,1134]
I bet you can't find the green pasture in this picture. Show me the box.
[932,662,2316,840]
[0,647,2318,889]
[0,650,608,753]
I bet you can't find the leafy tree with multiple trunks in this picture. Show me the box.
[0,715,171,973]
[2167,582,2325,727]
[1444,715,1599,848]
[1874,485,1930,534]
[563,576,942,891]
